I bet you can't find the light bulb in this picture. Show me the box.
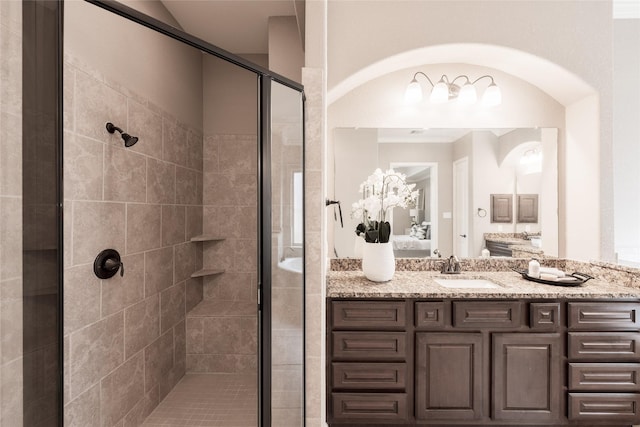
[458,83,477,106]
[430,80,449,104]
[482,82,502,107]
[404,79,423,105]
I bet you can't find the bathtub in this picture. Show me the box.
[277,257,303,274]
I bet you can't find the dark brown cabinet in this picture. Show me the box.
[492,333,562,422]
[328,298,640,426]
[415,333,482,420]
[566,302,640,423]
[329,300,410,425]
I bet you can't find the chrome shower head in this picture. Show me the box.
[106,122,139,147]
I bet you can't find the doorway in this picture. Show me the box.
[453,157,470,257]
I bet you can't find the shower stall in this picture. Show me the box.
[0,1,304,425]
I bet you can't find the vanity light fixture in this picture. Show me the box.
[520,148,542,165]
[404,72,502,107]
[520,148,543,174]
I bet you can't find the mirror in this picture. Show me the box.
[332,127,558,259]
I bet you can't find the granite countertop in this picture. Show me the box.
[484,234,544,256]
[327,270,640,299]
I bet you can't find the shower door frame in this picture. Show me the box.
[68,1,306,425]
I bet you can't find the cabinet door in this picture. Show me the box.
[415,333,483,420]
[492,333,562,422]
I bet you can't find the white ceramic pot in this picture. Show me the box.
[354,236,365,258]
[362,242,395,282]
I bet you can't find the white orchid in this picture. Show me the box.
[351,168,419,224]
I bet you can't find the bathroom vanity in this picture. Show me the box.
[326,263,640,426]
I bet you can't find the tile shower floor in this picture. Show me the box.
[142,373,257,427]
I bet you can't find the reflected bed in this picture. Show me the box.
[392,235,431,257]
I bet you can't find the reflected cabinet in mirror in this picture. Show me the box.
[332,128,558,259]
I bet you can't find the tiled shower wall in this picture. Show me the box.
[0,2,23,425]
[185,133,258,373]
[62,55,204,426]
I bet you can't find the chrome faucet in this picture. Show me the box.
[441,255,462,274]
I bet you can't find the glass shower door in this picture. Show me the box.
[1,1,63,425]
[261,79,305,426]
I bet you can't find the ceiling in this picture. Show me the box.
[160,0,297,54]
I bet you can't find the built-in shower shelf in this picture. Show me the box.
[191,269,225,278]
[190,235,225,242]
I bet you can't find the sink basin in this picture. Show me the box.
[434,278,500,289]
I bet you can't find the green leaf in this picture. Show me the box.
[378,221,391,243]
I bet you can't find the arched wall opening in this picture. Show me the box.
[327,43,601,261]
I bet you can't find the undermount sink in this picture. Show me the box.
[433,278,501,289]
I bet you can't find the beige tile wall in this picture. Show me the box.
[185,134,258,374]
[63,56,203,426]
[0,2,24,425]
[302,67,327,427]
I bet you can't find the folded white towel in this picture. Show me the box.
[539,267,566,278]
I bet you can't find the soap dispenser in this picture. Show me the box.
[528,258,541,278]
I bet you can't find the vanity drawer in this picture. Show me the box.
[332,331,407,361]
[569,363,640,391]
[529,302,561,330]
[332,362,407,391]
[331,393,408,423]
[568,393,640,422]
[453,301,522,329]
[332,300,406,330]
[568,302,640,331]
[415,301,449,329]
[568,332,640,361]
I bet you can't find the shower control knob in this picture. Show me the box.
[93,249,124,279]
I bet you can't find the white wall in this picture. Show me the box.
[268,16,304,84]
[565,95,601,261]
[329,64,565,130]
[325,0,612,262]
[65,0,203,130]
[327,1,611,96]
[613,18,640,265]
[332,128,378,258]
[202,55,257,135]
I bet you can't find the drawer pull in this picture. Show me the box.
[344,372,398,381]
[342,339,399,352]
[581,401,634,412]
